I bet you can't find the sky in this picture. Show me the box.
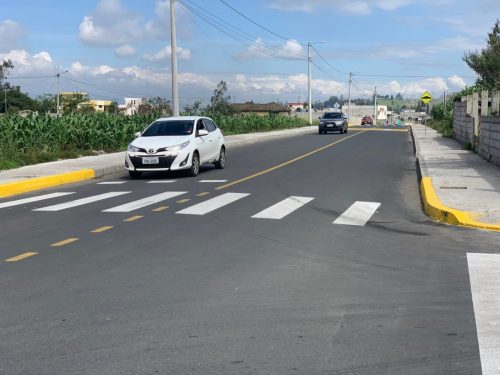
[0,0,498,106]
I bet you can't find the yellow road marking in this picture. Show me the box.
[216,131,366,190]
[91,226,114,233]
[123,215,143,222]
[177,198,191,204]
[196,192,210,197]
[5,252,38,262]
[51,238,79,247]
[152,206,169,212]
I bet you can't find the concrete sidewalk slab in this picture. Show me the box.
[412,123,500,230]
[0,126,316,196]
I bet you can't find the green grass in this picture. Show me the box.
[427,118,453,138]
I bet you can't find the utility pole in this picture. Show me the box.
[4,87,7,114]
[348,72,352,124]
[373,86,377,125]
[170,0,179,116]
[307,43,312,125]
[56,70,68,117]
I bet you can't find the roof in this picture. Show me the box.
[231,102,291,113]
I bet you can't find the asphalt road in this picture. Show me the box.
[1,128,498,374]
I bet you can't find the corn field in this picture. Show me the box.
[0,112,307,169]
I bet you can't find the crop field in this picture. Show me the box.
[0,112,307,170]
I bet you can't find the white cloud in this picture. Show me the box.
[269,0,414,14]
[115,44,137,57]
[0,19,26,52]
[447,75,467,90]
[79,0,192,48]
[0,50,55,75]
[144,45,192,62]
[236,38,305,60]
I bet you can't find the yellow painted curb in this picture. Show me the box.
[420,176,500,232]
[0,169,95,198]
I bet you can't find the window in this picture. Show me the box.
[142,120,194,136]
[203,119,216,132]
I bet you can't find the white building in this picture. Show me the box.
[119,97,144,115]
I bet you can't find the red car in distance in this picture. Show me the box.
[361,116,373,125]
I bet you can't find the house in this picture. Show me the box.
[88,99,113,112]
[287,102,305,111]
[118,97,144,115]
[231,102,291,116]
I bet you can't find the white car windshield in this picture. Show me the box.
[142,120,194,136]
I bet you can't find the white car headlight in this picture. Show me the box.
[128,144,140,152]
[166,140,190,154]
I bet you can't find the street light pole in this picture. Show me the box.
[307,41,324,125]
[373,86,377,125]
[348,72,352,125]
[307,43,312,125]
[4,88,7,114]
[170,0,179,117]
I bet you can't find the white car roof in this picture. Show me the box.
[155,116,208,121]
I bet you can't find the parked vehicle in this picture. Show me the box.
[318,112,348,134]
[361,116,373,126]
[125,116,225,178]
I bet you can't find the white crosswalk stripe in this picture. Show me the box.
[97,181,127,185]
[252,196,314,219]
[198,180,228,183]
[0,192,75,209]
[176,192,249,215]
[33,192,131,211]
[103,191,187,212]
[147,180,177,184]
[333,201,381,226]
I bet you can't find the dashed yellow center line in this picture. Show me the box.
[5,252,38,262]
[123,215,143,222]
[196,192,210,197]
[91,226,114,233]
[215,130,366,190]
[177,198,191,204]
[51,238,79,247]
[152,206,169,212]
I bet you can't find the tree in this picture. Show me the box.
[2,88,37,113]
[395,93,403,100]
[0,59,14,88]
[209,81,231,114]
[35,94,56,114]
[138,97,172,116]
[463,20,500,90]
[183,100,203,116]
[61,93,90,113]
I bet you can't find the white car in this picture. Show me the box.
[125,116,225,178]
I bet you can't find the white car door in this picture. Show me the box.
[194,119,211,163]
[202,118,221,161]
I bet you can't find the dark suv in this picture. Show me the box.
[318,112,348,134]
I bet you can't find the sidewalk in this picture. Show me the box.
[412,123,500,230]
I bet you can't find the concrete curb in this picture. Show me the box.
[420,177,500,232]
[0,169,95,198]
[410,125,500,232]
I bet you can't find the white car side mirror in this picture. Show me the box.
[198,129,209,137]
[134,132,141,137]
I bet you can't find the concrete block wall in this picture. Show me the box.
[453,102,474,146]
[479,116,500,167]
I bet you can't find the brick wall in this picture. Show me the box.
[479,116,500,167]
[453,102,474,146]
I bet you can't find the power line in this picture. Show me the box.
[179,0,306,61]
[353,73,476,79]
[217,0,305,46]
[311,61,344,83]
[311,46,347,76]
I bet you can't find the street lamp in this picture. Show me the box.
[170,0,179,117]
[308,41,325,125]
